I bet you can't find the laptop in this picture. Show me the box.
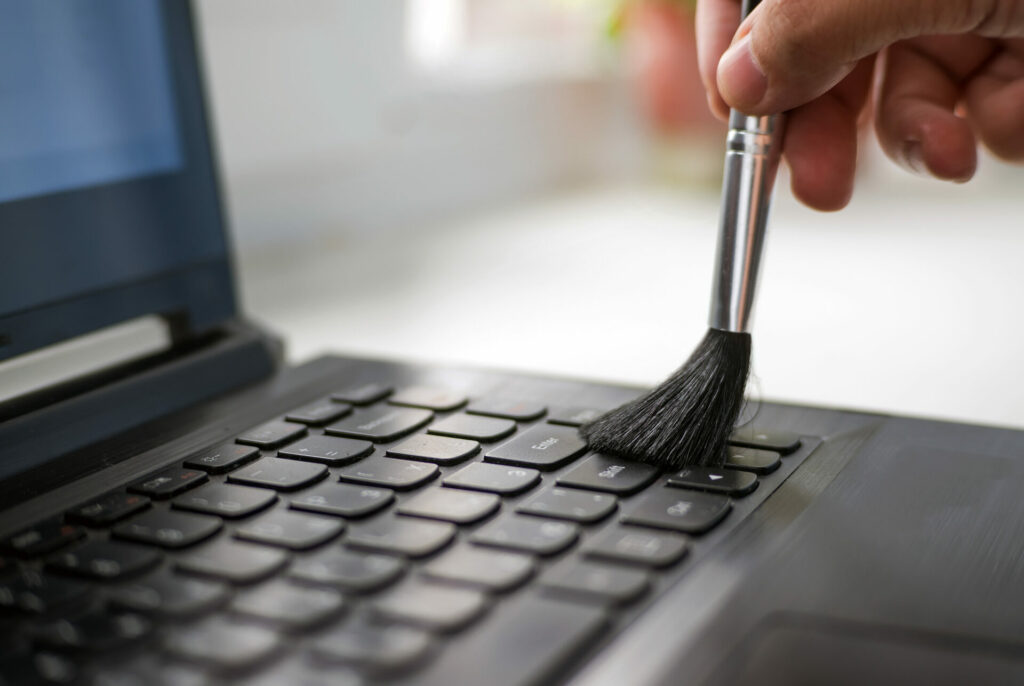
[3,2,1024,685]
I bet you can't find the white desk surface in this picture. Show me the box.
[237,179,1024,431]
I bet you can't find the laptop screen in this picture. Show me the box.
[0,0,236,361]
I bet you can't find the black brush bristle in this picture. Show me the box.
[580,329,750,469]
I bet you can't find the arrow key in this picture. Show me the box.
[667,467,758,497]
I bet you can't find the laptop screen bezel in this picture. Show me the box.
[0,0,238,362]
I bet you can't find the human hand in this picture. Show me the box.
[697,0,1024,210]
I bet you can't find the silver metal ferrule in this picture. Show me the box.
[708,110,785,333]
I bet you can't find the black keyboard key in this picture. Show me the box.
[289,549,406,592]
[67,492,150,526]
[337,456,437,490]
[173,483,277,518]
[412,595,607,686]
[540,560,649,605]
[47,540,159,580]
[467,399,546,422]
[128,467,208,499]
[724,445,782,474]
[278,435,373,466]
[0,570,91,614]
[228,457,327,491]
[428,414,516,442]
[1,519,84,558]
[516,487,617,523]
[547,406,605,427]
[332,383,392,406]
[622,488,731,535]
[285,398,352,426]
[231,580,345,632]
[443,463,540,495]
[729,427,801,454]
[312,618,432,673]
[290,483,394,518]
[386,434,479,465]
[556,454,659,495]
[421,545,534,592]
[237,420,307,449]
[485,424,587,470]
[163,617,281,672]
[583,526,689,567]
[397,488,499,525]
[0,652,77,686]
[31,609,151,651]
[235,510,344,550]
[347,515,455,558]
[373,578,487,632]
[471,515,579,556]
[326,407,433,442]
[112,509,221,549]
[389,386,467,412]
[184,444,260,474]
[176,539,288,584]
[240,658,362,686]
[108,568,229,618]
[667,466,758,496]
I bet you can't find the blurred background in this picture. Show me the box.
[194,0,1024,429]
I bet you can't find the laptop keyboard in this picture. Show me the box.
[0,384,812,686]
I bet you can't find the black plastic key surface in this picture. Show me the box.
[443,462,540,495]
[240,658,363,686]
[386,434,479,465]
[236,420,307,449]
[163,617,281,672]
[312,617,432,673]
[471,515,579,556]
[466,399,546,421]
[546,407,605,427]
[67,492,150,526]
[173,483,277,518]
[112,509,222,549]
[388,386,467,412]
[724,445,782,474]
[31,609,151,651]
[1,519,84,558]
[228,457,328,491]
[47,540,160,580]
[427,414,516,442]
[347,515,455,558]
[622,488,732,535]
[128,467,208,499]
[331,383,393,405]
[176,539,288,585]
[516,487,617,523]
[373,578,488,633]
[667,466,758,496]
[421,545,534,593]
[108,568,229,618]
[485,424,587,470]
[184,444,260,474]
[556,454,660,495]
[235,510,344,550]
[411,595,608,686]
[290,483,394,518]
[397,488,499,524]
[729,427,801,454]
[337,456,438,490]
[278,435,373,466]
[285,398,352,426]
[582,525,689,567]
[540,560,650,605]
[326,407,433,442]
[231,579,345,632]
[0,570,92,614]
[289,548,406,593]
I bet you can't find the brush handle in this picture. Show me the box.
[707,0,784,334]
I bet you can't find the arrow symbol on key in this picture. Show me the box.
[709,474,723,481]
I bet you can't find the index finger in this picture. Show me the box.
[696,0,743,119]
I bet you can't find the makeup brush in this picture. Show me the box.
[581,0,782,469]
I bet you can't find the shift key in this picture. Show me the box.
[485,425,587,471]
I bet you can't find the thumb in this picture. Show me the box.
[717,0,1011,114]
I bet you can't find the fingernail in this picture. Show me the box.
[902,140,926,175]
[718,35,767,110]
